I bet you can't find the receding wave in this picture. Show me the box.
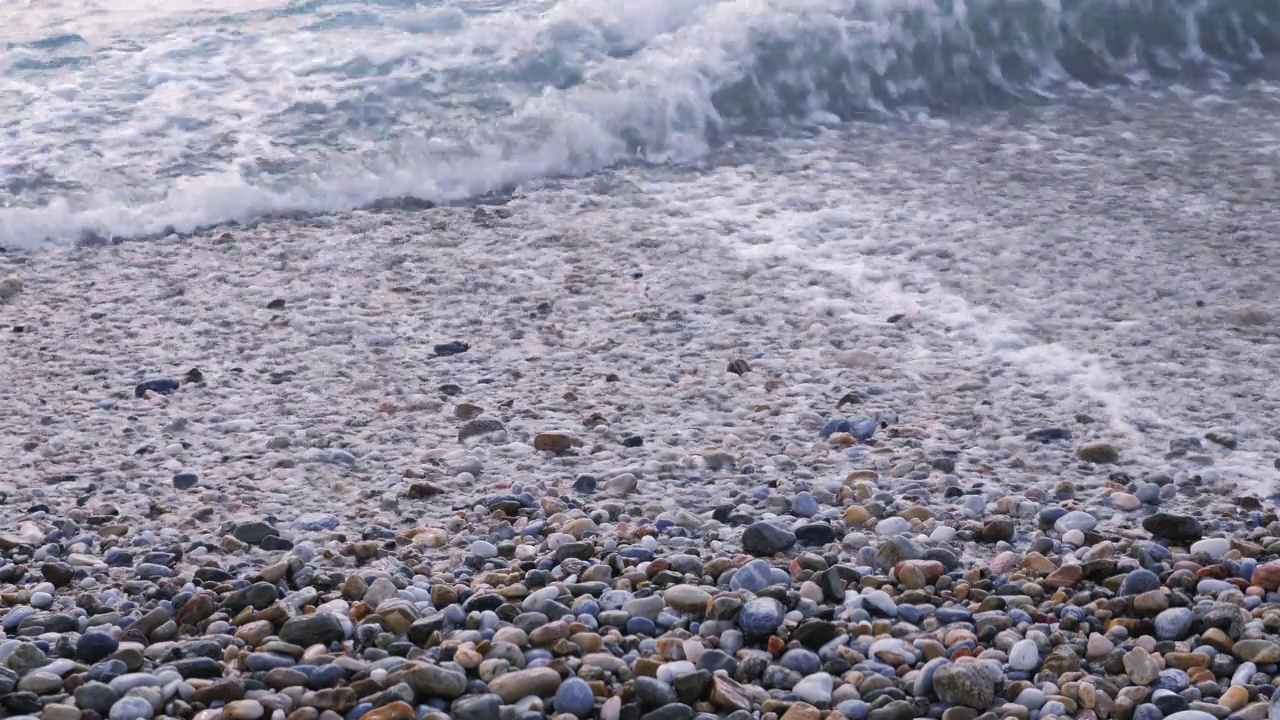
[2,0,1277,248]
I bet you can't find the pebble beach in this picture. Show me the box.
[3,7,1280,720]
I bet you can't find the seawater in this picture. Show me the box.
[2,0,1277,248]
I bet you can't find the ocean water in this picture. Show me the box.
[2,0,1278,247]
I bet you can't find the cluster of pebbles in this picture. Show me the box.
[4,445,1280,720]
[2,127,1279,720]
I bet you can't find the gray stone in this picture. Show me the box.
[450,693,502,720]
[458,419,507,443]
[77,633,120,663]
[403,663,467,699]
[16,670,63,694]
[931,661,995,710]
[738,598,784,638]
[278,613,344,647]
[742,522,796,556]
[640,704,696,720]
[1142,513,1203,541]
[634,677,677,708]
[6,642,46,673]
[232,522,279,545]
[107,674,162,695]
[74,682,120,713]
[107,696,154,720]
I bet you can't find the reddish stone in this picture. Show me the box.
[360,702,415,720]
[767,636,786,656]
[533,432,574,454]
[1253,561,1280,590]
[1195,565,1228,579]
[893,560,946,584]
[1044,564,1084,589]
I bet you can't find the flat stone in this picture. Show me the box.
[450,694,502,720]
[232,521,279,545]
[485,667,562,702]
[533,432,574,454]
[1233,640,1280,664]
[401,664,467,699]
[663,585,711,614]
[709,674,751,712]
[223,700,266,720]
[1142,513,1203,541]
[359,701,416,720]
[278,613,344,647]
[742,522,796,556]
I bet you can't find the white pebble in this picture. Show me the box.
[1190,538,1231,559]
[1009,638,1040,671]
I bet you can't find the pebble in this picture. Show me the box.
[553,678,596,718]
[486,667,562,702]
[0,276,22,299]
[108,697,155,720]
[0,277,1275,720]
[1076,441,1120,463]
[1008,639,1039,671]
[1143,513,1204,541]
[742,521,796,556]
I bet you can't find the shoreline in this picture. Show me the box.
[2,93,1279,720]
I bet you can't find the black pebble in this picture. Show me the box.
[172,473,199,490]
[267,298,286,309]
[434,341,470,356]
[1026,427,1072,443]
[184,368,204,384]
[622,436,644,448]
[134,378,179,398]
[260,535,294,551]
[572,475,597,494]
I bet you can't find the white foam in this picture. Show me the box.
[0,0,1269,248]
